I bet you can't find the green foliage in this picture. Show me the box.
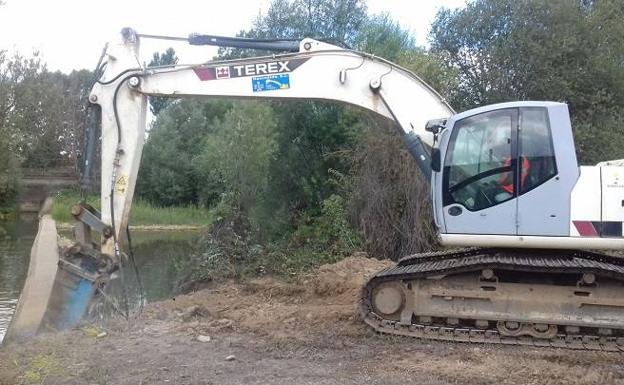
[430,0,624,163]
[147,48,178,115]
[0,50,40,208]
[0,50,92,178]
[354,13,414,62]
[573,109,624,165]
[176,193,362,288]
[397,49,459,103]
[260,0,368,43]
[258,102,362,234]
[0,135,18,210]
[219,0,367,58]
[289,194,363,257]
[51,190,211,226]
[19,69,93,168]
[194,101,278,217]
[137,99,231,206]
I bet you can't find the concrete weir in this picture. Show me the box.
[4,215,60,342]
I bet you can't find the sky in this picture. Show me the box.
[0,0,466,73]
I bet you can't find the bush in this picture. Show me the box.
[573,108,624,165]
[347,119,439,260]
[0,139,19,211]
[175,194,364,290]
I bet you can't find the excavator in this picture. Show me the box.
[6,28,624,350]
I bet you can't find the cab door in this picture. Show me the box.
[516,107,565,235]
[442,109,518,235]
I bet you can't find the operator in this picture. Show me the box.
[495,156,530,201]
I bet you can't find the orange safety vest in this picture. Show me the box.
[498,156,530,194]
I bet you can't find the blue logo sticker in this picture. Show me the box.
[252,74,290,92]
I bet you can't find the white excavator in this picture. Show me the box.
[7,28,624,350]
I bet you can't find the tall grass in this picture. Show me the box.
[51,191,212,227]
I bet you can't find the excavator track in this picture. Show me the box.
[359,248,624,351]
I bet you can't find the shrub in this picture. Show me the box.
[347,119,439,260]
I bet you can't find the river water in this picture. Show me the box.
[0,217,200,342]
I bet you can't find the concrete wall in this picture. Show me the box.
[18,168,79,213]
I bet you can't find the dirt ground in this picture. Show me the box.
[2,255,624,385]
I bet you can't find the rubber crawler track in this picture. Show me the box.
[359,248,624,351]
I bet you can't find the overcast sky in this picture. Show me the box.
[0,0,465,73]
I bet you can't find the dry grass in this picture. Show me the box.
[348,118,439,260]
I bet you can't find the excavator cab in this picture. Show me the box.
[430,101,622,248]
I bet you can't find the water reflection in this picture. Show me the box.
[0,218,37,342]
[0,217,200,342]
[104,230,199,306]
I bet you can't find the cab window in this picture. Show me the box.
[519,108,557,193]
[443,109,516,211]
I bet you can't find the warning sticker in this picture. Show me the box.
[252,74,290,92]
[115,175,127,193]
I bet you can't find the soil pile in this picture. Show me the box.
[144,253,392,343]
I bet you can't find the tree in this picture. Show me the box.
[257,0,367,44]
[354,13,414,62]
[0,126,18,209]
[397,49,459,103]
[351,13,458,101]
[211,0,370,237]
[0,51,43,207]
[147,48,178,115]
[136,99,231,206]
[194,102,278,218]
[17,70,92,169]
[219,0,367,58]
[430,0,624,163]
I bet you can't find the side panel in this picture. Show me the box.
[570,166,624,238]
[570,166,602,236]
[601,167,624,236]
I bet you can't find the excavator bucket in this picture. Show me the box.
[4,204,114,343]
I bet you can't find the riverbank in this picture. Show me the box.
[51,192,212,228]
[55,223,205,231]
[1,255,621,385]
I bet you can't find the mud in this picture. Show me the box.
[1,255,623,385]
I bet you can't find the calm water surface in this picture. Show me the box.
[0,217,199,342]
[0,218,35,342]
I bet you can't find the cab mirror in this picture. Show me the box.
[425,119,446,135]
[431,148,441,172]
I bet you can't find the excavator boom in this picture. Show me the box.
[91,29,453,257]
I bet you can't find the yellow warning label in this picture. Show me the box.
[115,175,127,193]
